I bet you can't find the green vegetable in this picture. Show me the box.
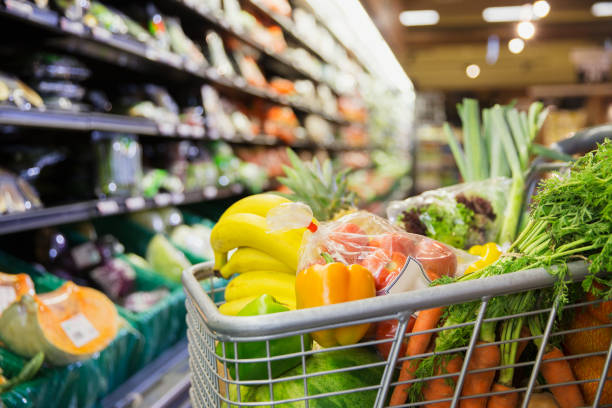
[0,352,44,393]
[227,347,384,407]
[216,295,311,381]
[413,202,473,249]
[146,234,191,282]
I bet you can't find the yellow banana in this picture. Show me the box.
[220,247,295,278]
[213,250,227,271]
[211,213,303,271]
[218,294,296,316]
[224,270,296,302]
[217,193,291,223]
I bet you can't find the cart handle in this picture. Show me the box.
[182,261,590,338]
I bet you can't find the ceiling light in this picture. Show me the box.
[508,38,525,54]
[399,10,440,26]
[517,21,536,39]
[532,1,550,18]
[466,64,480,79]
[592,2,612,17]
[482,5,533,22]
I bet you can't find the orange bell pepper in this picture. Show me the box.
[296,260,376,347]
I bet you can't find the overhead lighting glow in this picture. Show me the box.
[466,64,480,79]
[532,1,550,18]
[399,10,440,26]
[592,2,612,17]
[517,21,536,39]
[508,38,525,54]
[482,5,533,22]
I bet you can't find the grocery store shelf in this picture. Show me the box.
[0,4,350,126]
[0,186,243,235]
[101,338,190,408]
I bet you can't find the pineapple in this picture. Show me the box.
[278,149,356,221]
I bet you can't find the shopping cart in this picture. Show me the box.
[183,127,612,408]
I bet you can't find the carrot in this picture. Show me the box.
[459,341,500,408]
[423,355,464,408]
[389,307,444,406]
[540,347,585,408]
[486,383,519,408]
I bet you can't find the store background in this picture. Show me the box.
[0,0,609,407]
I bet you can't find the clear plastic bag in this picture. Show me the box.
[387,178,512,249]
[298,211,476,295]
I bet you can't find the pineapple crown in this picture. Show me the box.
[277,149,356,221]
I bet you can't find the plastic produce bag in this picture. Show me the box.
[298,211,476,295]
[387,178,512,249]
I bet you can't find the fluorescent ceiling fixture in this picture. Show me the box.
[592,2,612,16]
[306,0,413,93]
[466,64,480,79]
[399,10,440,26]
[532,1,550,18]
[517,21,536,39]
[508,38,525,54]
[482,5,533,22]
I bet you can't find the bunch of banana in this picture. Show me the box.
[211,194,304,316]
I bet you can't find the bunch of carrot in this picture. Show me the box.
[388,290,584,408]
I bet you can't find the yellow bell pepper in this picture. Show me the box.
[295,261,375,347]
[465,242,502,274]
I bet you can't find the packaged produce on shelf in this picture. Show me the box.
[146,234,191,282]
[216,294,310,380]
[338,95,368,123]
[339,124,368,147]
[122,84,180,125]
[170,223,214,260]
[0,169,43,214]
[338,150,371,170]
[233,51,267,89]
[304,114,334,145]
[0,280,119,365]
[317,84,338,116]
[0,351,44,394]
[269,77,295,96]
[54,0,88,21]
[0,72,45,111]
[206,31,236,77]
[145,3,171,51]
[387,178,512,249]
[166,17,208,67]
[263,106,298,143]
[201,85,236,139]
[258,0,291,17]
[0,273,35,316]
[94,133,143,198]
[235,146,290,178]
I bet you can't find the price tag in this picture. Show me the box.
[171,193,185,204]
[157,122,175,136]
[376,257,430,296]
[177,124,191,137]
[191,126,205,138]
[71,242,101,270]
[97,200,119,215]
[0,286,17,314]
[5,0,33,17]
[60,18,85,35]
[125,196,145,211]
[154,193,171,207]
[92,26,112,40]
[60,313,99,348]
[203,186,217,199]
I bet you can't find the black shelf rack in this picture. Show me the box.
[0,185,244,235]
[0,2,350,125]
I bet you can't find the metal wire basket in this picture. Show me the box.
[183,260,612,408]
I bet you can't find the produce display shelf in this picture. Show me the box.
[248,0,342,72]
[0,186,243,235]
[100,339,191,408]
[167,0,342,95]
[0,106,374,151]
[0,3,350,126]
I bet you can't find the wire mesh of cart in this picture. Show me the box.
[183,127,612,408]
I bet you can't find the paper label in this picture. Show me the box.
[125,196,145,211]
[97,200,119,215]
[5,0,33,16]
[0,286,17,314]
[377,256,430,296]
[60,313,99,348]
[154,193,171,207]
[71,242,101,270]
[60,18,85,35]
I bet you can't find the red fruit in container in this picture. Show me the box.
[369,233,415,257]
[414,239,457,281]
